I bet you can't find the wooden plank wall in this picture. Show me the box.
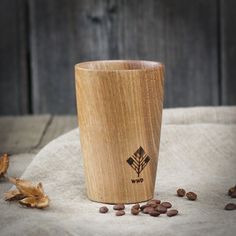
[220,0,236,105]
[0,0,235,115]
[0,0,29,115]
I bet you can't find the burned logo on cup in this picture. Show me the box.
[127,146,150,183]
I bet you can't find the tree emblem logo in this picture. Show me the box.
[127,146,150,177]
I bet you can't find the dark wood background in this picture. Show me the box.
[0,0,235,115]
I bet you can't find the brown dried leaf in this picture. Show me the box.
[4,189,25,201]
[8,178,49,209]
[9,178,44,198]
[0,153,9,178]
[19,195,49,209]
[36,182,45,196]
[19,196,37,208]
[35,195,49,209]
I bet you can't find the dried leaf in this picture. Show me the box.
[9,178,44,198]
[4,189,25,201]
[8,176,17,184]
[8,178,49,209]
[36,182,45,196]
[19,195,49,209]
[36,195,49,209]
[0,153,9,178]
[19,196,37,208]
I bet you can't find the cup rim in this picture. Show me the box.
[75,60,164,72]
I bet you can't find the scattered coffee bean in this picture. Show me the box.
[161,202,172,208]
[228,185,236,196]
[149,209,160,217]
[116,210,125,216]
[132,204,140,210]
[156,205,167,214]
[167,209,178,217]
[113,204,125,210]
[99,206,109,213]
[224,203,236,211]
[177,188,186,197]
[153,199,161,204]
[186,192,197,201]
[231,190,236,198]
[147,200,157,208]
[140,204,149,211]
[143,206,154,214]
[131,207,140,215]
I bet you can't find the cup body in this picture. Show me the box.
[75,60,164,204]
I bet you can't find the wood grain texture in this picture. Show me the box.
[0,115,50,154]
[220,0,236,105]
[38,115,77,150]
[119,0,219,107]
[29,0,99,114]
[159,0,219,107]
[0,0,29,115]
[29,0,219,114]
[0,115,77,154]
[75,60,164,203]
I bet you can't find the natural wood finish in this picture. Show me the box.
[75,60,164,203]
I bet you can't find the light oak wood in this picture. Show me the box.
[75,60,164,204]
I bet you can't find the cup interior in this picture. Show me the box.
[75,60,163,71]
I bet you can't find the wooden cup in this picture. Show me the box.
[75,60,164,204]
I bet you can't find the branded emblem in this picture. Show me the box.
[127,146,150,178]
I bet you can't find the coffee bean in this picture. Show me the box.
[147,200,157,208]
[113,204,125,210]
[161,202,172,208]
[99,206,108,213]
[231,190,236,198]
[156,205,167,214]
[140,204,149,211]
[153,199,161,204]
[228,186,236,196]
[186,192,197,201]
[177,188,186,197]
[132,204,140,210]
[131,207,140,215]
[116,210,125,216]
[224,203,236,210]
[149,209,160,217]
[143,206,154,214]
[167,209,178,217]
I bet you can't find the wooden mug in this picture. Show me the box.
[75,60,164,204]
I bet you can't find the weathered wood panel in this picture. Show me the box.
[38,115,77,150]
[220,0,236,105]
[0,115,50,154]
[0,0,29,115]
[0,115,77,154]
[29,0,219,113]
[116,0,219,107]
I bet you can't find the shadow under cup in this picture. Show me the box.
[75,60,164,204]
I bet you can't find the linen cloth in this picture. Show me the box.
[0,106,236,236]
